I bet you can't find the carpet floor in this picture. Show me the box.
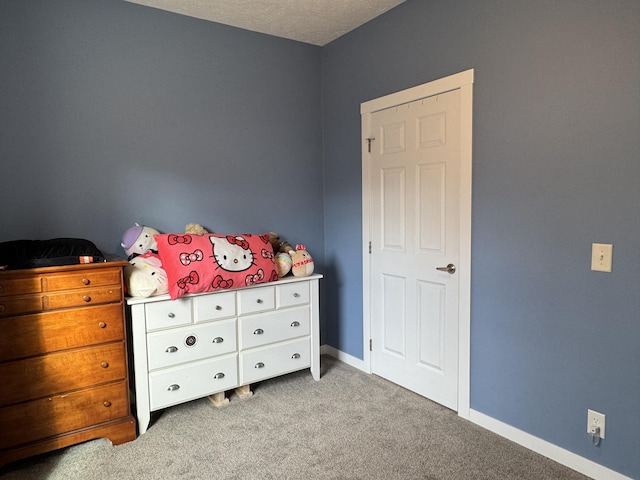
[1,355,591,480]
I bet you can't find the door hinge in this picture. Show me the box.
[368,241,372,254]
[369,339,373,351]
[366,137,375,153]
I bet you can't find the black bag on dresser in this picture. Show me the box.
[0,238,105,270]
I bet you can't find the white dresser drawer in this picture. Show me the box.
[238,306,310,350]
[240,338,310,385]
[145,298,192,332]
[147,319,237,370]
[238,286,275,315]
[276,282,309,308]
[193,291,236,323]
[149,354,238,410]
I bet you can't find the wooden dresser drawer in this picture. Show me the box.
[44,269,121,291]
[0,380,130,450]
[0,276,42,297]
[0,294,43,317]
[0,303,124,362]
[0,342,127,406]
[43,286,122,310]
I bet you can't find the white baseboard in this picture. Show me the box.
[321,346,632,480]
[321,344,368,371]
[468,410,633,480]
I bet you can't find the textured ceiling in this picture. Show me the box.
[124,0,406,46]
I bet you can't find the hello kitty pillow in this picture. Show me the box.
[155,233,278,300]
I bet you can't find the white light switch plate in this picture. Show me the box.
[591,243,613,272]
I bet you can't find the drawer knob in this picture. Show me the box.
[167,384,180,391]
[290,321,300,327]
[101,361,109,368]
[291,353,301,359]
[166,346,178,353]
[103,401,112,408]
[253,328,264,335]
[212,337,224,344]
[215,305,222,310]
[167,312,175,318]
[293,293,300,298]
[83,295,92,302]
[98,322,107,328]
[254,362,265,369]
[214,372,225,379]
[82,278,90,285]
[256,298,263,304]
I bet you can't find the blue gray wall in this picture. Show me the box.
[0,0,323,264]
[1,0,639,478]
[322,0,639,477]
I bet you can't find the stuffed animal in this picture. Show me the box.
[185,223,208,235]
[121,223,160,260]
[123,252,168,297]
[279,241,294,255]
[275,252,292,277]
[289,244,314,277]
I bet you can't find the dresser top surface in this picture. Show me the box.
[126,273,322,305]
[0,259,127,279]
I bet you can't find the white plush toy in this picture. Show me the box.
[121,223,160,260]
[124,252,168,298]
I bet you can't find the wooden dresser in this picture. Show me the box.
[128,274,321,434]
[0,261,136,467]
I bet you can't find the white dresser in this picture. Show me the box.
[127,274,321,434]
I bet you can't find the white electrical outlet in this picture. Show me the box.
[591,243,613,272]
[587,409,606,439]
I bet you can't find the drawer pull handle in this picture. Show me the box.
[167,312,175,318]
[98,322,107,328]
[167,384,180,391]
[212,337,224,344]
[291,353,301,360]
[293,293,300,298]
[83,295,92,302]
[256,298,263,304]
[215,305,222,310]
[214,372,225,379]
[166,346,178,353]
[253,328,264,335]
[291,321,300,327]
[103,401,112,408]
[101,361,109,368]
[255,362,265,369]
[82,278,90,285]
[0,304,4,313]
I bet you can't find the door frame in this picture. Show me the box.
[361,69,474,418]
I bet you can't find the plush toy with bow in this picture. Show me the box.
[121,223,160,260]
[289,244,314,277]
[124,252,168,297]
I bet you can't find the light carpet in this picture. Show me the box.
[1,356,591,480]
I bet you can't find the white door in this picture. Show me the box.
[368,88,461,410]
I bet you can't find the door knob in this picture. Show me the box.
[436,263,456,274]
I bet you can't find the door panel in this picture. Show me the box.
[370,89,460,410]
